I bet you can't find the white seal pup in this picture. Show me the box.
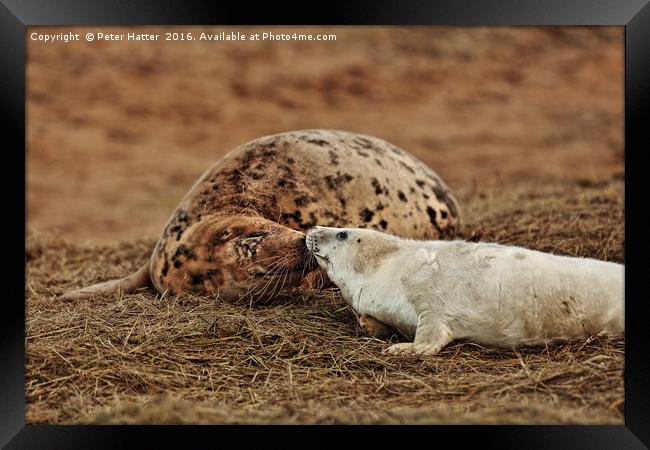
[306,226,624,355]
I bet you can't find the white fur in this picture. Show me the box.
[306,227,624,355]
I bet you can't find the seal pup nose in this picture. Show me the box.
[305,231,319,253]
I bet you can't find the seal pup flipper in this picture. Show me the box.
[383,313,453,356]
[384,249,454,356]
[57,260,151,300]
[358,315,393,339]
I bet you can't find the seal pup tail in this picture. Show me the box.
[57,259,151,300]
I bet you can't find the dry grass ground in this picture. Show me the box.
[26,177,624,424]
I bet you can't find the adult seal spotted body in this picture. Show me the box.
[59,129,460,302]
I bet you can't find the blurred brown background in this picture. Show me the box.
[27,26,623,243]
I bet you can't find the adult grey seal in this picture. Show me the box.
[59,129,460,302]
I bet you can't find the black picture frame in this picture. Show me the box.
[4,0,649,447]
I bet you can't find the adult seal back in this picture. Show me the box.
[59,129,460,302]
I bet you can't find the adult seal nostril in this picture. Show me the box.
[58,129,460,302]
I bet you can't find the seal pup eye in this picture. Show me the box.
[336,231,348,241]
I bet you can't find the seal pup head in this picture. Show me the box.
[305,226,401,285]
[156,214,317,302]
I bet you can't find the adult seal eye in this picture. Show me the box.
[337,231,348,241]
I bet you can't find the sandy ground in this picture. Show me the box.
[26,26,624,424]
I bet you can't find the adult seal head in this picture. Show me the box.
[58,130,460,302]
